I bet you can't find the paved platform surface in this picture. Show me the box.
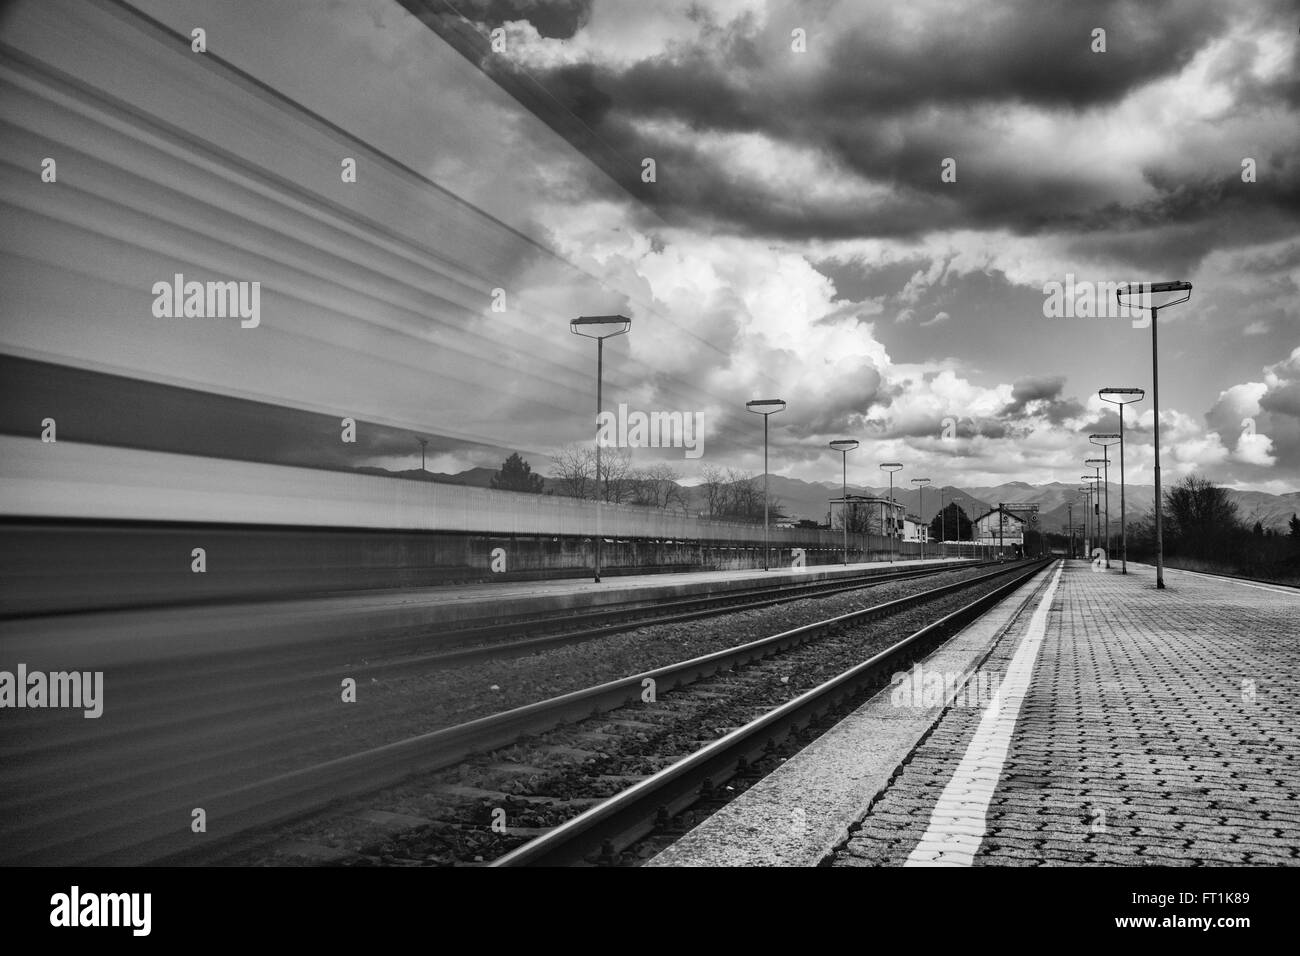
[835,560,1300,866]
[646,560,1056,866]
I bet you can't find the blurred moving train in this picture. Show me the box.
[0,433,964,616]
[0,1,1001,618]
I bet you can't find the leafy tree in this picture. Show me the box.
[929,502,973,542]
[1163,475,1241,558]
[491,452,545,494]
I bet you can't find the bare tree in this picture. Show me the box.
[727,468,776,522]
[599,447,635,504]
[632,462,688,511]
[700,464,731,519]
[834,499,876,534]
[549,444,595,500]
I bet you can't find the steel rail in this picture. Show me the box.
[492,558,1055,866]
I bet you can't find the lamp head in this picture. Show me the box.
[747,399,787,415]
[1115,281,1192,310]
[1099,387,1145,405]
[829,438,859,452]
[571,315,631,339]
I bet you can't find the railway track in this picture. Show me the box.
[0,558,998,865]
[367,558,1001,668]
[196,558,1052,867]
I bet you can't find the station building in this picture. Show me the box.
[971,508,1026,546]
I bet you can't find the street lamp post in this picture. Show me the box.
[829,439,859,565]
[911,478,931,560]
[1086,454,1112,568]
[1117,281,1192,589]
[747,399,787,570]
[879,462,903,562]
[1078,486,1091,556]
[1099,388,1145,574]
[1067,502,1074,559]
[1089,435,1121,568]
[1083,475,1100,560]
[571,315,631,583]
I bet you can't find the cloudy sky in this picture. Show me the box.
[6,0,1298,493]
[405,0,1300,493]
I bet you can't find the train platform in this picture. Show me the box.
[649,558,1300,867]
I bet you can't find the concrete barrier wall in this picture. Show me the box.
[0,520,943,616]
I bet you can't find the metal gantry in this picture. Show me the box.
[999,502,1039,557]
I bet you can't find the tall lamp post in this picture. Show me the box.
[1078,486,1093,556]
[879,462,903,562]
[829,439,859,565]
[1089,435,1121,568]
[1085,454,1112,568]
[571,315,631,583]
[911,477,931,560]
[1117,281,1192,588]
[1099,388,1144,574]
[747,399,787,570]
[1067,501,1074,559]
[1083,475,1101,559]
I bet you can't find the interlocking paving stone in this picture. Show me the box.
[835,560,1300,866]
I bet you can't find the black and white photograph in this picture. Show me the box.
[1,0,1296,936]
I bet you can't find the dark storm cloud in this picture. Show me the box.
[411,0,1300,255]
[999,375,1087,425]
[1261,382,1300,420]
[594,0,1227,121]
[1003,375,1067,414]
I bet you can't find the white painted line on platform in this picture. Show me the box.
[904,561,1064,867]
[1164,568,1298,596]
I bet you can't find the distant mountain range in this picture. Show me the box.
[353,465,1300,533]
